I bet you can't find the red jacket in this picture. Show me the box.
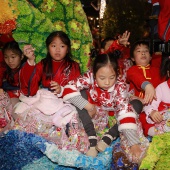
[157,0,170,42]
[29,59,81,96]
[4,61,35,98]
[127,64,164,98]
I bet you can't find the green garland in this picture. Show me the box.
[140,133,170,170]
[12,0,93,73]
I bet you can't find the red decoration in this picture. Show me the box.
[0,19,16,34]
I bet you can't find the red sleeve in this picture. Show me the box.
[106,40,125,53]
[70,61,81,80]
[157,0,170,41]
[20,61,39,96]
[127,66,147,91]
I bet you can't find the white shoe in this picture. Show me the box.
[86,147,98,157]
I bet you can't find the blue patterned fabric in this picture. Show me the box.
[0,130,120,170]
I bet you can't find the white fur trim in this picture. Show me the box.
[64,84,78,90]
[63,92,81,101]
[57,86,64,97]
[117,112,137,121]
[118,123,137,131]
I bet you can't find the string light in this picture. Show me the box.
[100,0,106,19]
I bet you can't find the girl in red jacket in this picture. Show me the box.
[24,31,81,96]
[1,41,35,107]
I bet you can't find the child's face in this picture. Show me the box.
[95,65,117,90]
[48,37,68,61]
[132,44,151,66]
[4,50,22,69]
[101,40,114,53]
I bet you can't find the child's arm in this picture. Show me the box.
[143,83,163,123]
[106,31,130,53]
[117,30,130,47]
[149,110,163,123]
[143,83,156,104]
[127,66,157,104]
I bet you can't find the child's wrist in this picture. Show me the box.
[88,105,95,112]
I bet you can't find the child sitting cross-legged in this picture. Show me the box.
[62,51,149,163]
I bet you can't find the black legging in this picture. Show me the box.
[76,90,96,137]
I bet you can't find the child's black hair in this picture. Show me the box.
[2,41,27,84]
[130,40,150,59]
[101,37,115,49]
[42,31,74,79]
[92,50,121,78]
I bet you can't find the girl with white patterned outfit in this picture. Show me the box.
[143,53,170,136]
[62,52,149,163]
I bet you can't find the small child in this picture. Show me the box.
[62,52,149,162]
[101,31,132,79]
[100,37,115,53]
[126,40,165,136]
[143,53,170,136]
[23,31,81,96]
[1,41,35,107]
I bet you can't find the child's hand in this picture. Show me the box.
[130,144,142,163]
[84,103,97,118]
[118,30,130,47]
[23,45,35,65]
[50,81,61,94]
[143,84,156,104]
[150,110,163,123]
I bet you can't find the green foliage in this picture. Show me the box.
[101,0,149,44]
[12,0,93,73]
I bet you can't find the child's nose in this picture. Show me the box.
[56,47,60,51]
[8,58,13,63]
[142,51,145,55]
[105,79,109,84]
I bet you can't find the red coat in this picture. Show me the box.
[127,64,164,98]
[157,0,170,42]
[29,59,81,96]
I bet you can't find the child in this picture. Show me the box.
[143,53,170,136]
[1,41,35,107]
[126,40,165,136]
[23,31,81,96]
[101,31,132,80]
[100,37,115,53]
[62,52,149,162]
